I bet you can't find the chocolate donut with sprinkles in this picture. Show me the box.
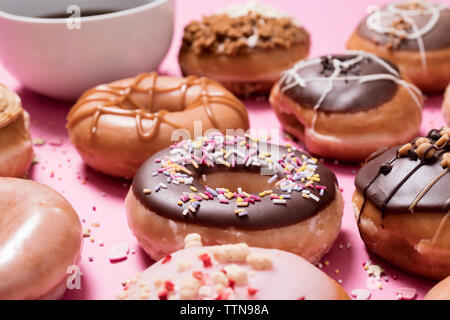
[269,50,423,162]
[353,127,450,280]
[125,135,343,264]
[347,0,450,93]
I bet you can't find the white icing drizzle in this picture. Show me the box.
[366,0,446,74]
[278,51,423,137]
[216,0,300,25]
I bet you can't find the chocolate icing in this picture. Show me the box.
[280,54,399,112]
[357,4,450,51]
[132,140,338,230]
[355,128,450,215]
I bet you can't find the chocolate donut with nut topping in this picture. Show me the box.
[353,127,450,280]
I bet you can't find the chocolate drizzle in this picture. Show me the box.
[132,138,338,230]
[355,127,450,224]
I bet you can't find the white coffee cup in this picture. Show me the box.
[0,0,174,100]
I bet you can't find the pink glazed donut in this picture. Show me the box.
[117,234,350,300]
[0,178,83,300]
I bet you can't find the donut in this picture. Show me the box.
[353,128,450,280]
[66,72,249,178]
[0,178,83,299]
[269,51,423,162]
[117,234,350,300]
[424,276,450,299]
[443,83,450,124]
[125,134,344,264]
[347,1,450,93]
[178,1,310,96]
[0,84,33,177]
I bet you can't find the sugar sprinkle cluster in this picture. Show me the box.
[143,135,327,217]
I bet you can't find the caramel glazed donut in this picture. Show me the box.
[178,1,310,96]
[117,234,350,300]
[347,0,450,93]
[353,127,450,280]
[0,178,83,299]
[126,135,344,264]
[66,72,249,178]
[0,84,33,177]
[444,83,450,125]
[270,51,423,162]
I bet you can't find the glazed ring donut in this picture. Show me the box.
[0,84,33,177]
[347,1,450,93]
[0,178,83,299]
[269,51,423,162]
[179,1,310,96]
[353,128,450,280]
[66,72,249,178]
[425,276,450,299]
[444,83,450,125]
[117,234,350,300]
[125,135,344,264]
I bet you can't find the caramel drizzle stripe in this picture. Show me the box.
[431,210,450,247]
[409,167,449,212]
[66,73,248,140]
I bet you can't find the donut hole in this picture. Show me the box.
[199,170,277,194]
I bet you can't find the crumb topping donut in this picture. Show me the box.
[443,83,450,125]
[0,84,33,177]
[66,72,249,178]
[347,1,450,93]
[179,1,310,96]
[353,127,450,279]
[117,234,350,300]
[270,51,423,162]
[0,178,83,299]
[126,135,343,263]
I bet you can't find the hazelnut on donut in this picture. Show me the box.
[178,1,310,96]
[0,178,83,299]
[66,72,249,178]
[347,1,450,93]
[425,276,450,299]
[117,234,350,300]
[269,51,423,162]
[125,135,343,264]
[353,128,450,280]
[0,84,33,177]
[443,83,450,125]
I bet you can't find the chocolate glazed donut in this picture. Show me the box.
[66,73,249,178]
[347,1,450,93]
[269,51,423,162]
[125,135,344,263]
[353,127,450,280]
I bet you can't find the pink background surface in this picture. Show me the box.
[0,0,448,300]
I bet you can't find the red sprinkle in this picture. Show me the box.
[158,291,168,300]
[161,254,172,264]
[198,253,212,268]
[164,281,175,292]
[297,296,305,300]
[228,279,235,289]
[248,287,258,296]
[192,271,204,281]
[215,292,230,300]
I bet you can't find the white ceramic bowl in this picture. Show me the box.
[0,0,174,100]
